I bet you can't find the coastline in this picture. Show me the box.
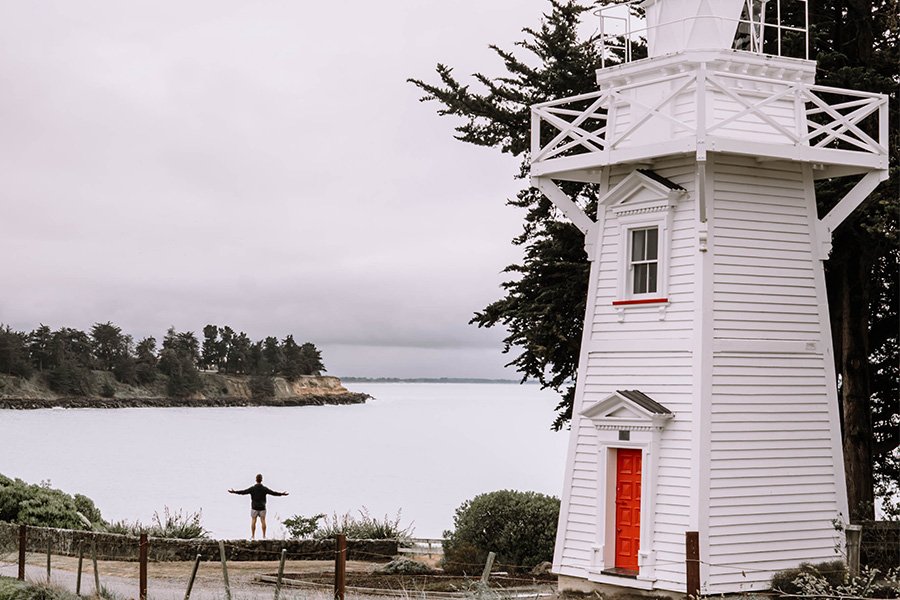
[0,373,369,410]
[0,392,370,410]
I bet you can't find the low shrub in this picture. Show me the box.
[283,513,326,539]
[772,562,899,598]
[0,475,99,530]
[0,578,79,600]
[442,490,560,575]
[771,560,847,594]
[284,508,413,541]
[249,375,275,400]
[105,507,209,539]
[46,363,95,396]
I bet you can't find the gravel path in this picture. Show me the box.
[0,555,379,600]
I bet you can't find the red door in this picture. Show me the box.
[615,448,642,571]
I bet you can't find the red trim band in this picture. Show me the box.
[612,297,669,306]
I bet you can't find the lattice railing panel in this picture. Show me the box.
[531,71,887,166]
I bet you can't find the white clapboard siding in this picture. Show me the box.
[702,155,843,591]
[712,158,819,343]
[707,349,842,589]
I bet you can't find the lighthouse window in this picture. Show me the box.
[630,227,659,294]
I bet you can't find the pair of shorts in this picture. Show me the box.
[251,509,267,519]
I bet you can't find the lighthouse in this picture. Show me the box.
[531,0,889,595]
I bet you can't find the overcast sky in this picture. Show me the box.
[0,0,561,378]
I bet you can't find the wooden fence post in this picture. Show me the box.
[183,554,201,600]
[480,552,496,584]
[17,524,26,581]
[76,544,84,596]
[139,533,148,600]
[91,538,101,597]
[334,534,346,600]
[846,524,862,577]
[46,539,52,583]
[274,548,287,600]
[686,531,700,598]
[219,540,232,600]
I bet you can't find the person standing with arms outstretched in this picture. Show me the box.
[228,474,289,539]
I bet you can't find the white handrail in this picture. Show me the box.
[531,70,887,164]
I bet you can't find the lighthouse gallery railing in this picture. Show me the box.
[530,69,888,167]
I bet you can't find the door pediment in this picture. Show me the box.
[581,390,673,431]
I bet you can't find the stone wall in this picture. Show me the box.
[0,523,397,562]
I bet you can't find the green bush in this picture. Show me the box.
[772,562,899,598]
[442,490,560,574]
[0,578,80,600]
[283,513,326,538]
[0,475,99,530]
[771,560,847,594]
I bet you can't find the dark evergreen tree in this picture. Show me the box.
[200,324,220,371]
[50,328,94,369]
[217,326,236,372]
[299,343,326,376]
[224,332,252,374]
[262,336,283,375]
[134,336,158,385]
[90,322,128,371]
[0,326,34,378]
[27,325,53,372]
[809,0,898,520]
[411,0,897,517]
[159,328,203,397]
[280,335,303,381]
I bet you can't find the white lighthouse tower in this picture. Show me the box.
[531,0,889,595]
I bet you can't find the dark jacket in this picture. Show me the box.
[233,483,286,510]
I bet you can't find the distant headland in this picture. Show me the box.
[0,322,367,409]
[0,372,368,409]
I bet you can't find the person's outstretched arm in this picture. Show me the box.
[262,486,289,497]
[228,487,252,494]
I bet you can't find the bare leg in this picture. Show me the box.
[251,515,257,540]
[260,514,267,539]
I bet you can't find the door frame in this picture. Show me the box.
[592,436,660,583]
[614,447,643,571]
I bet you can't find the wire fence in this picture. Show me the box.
[1,521,896,600]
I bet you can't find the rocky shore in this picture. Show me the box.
[0,373,369,410]
[0,393,369,410]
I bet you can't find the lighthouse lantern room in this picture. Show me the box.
[532,0,889,595]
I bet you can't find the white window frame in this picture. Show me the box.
[613,208,673,302]
[628,225,661,296]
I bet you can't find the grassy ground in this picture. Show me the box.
[0,577,80,600]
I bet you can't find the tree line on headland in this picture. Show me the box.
[0,323,325,398]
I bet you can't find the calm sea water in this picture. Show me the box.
[0,382,569,540]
